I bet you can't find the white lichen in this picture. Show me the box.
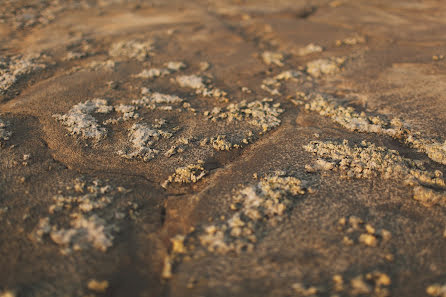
[63,51,87,61]
[109,40,153,61]
[301,93,446,166]
[132,92,184,110]
[176,74,227,99]
[0,118,12,142]
[176,75,206,89]
[336,35,366,46]
[261,51,284,66]
[261,70,302,95]
[205,99,283,133]
[306,57,345,77]
[295,43,323,56]
[304,140,446,207]
[87,60,116,71]
[49,178,114,214]
[166,61,186,71]
[133,61,186,79]
[133,68,169,79]
[0,54,46,94]
[199,173,309,254]
[53,99,113,141]
[32,178,127,253]
[119,122,172,161]
[115,104,139,120]
[199,61,210,71]
[176,75,206,90]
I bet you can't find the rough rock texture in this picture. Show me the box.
[1,1,446,297]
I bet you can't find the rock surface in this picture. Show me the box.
[1,1,446,296]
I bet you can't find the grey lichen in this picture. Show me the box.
[49,214,116,253]
[133,92,184,110]
[109,40,153,61]
[301,93,446,166]
[176,75,227,99]
[261,70,302,96]
[0,118,12,142]
[261,51,284,66]
[306,57,345,77]
[301,93,406,137]
[32,178,128,253]
[166,61,186,71]
[86,60,116,71]
[304,140,446,207]
[199,173,309,254]
[134,68,170,79]
[53,99,113,141]
[0,54,46,94]
[118,122,172,162]
[133,62,185,79]
[176,74,206,89]
[205,99,283,133]
[115,104,139,120]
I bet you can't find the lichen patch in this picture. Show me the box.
[176,74,227,99]
[336,35,366,46]
[163,161,206,187]
[205,99,283,133]
[118,122,173,162]
[176,74,206,89]
[304,140,446,207]
[0,54,46,94]
[109,40,154,61]
[31,178,129,253]
[261,70,302,96]
[301,93,446,166]
[427,283,446,297]
[87,279,109,293]
[295,43,323,56]
[0,118,12,143]
[0,290,15,297]
[53,99,113,141]
[306,57,345,77]
[337,216,391,248]
[166,61,186,71]
[198,173,309,254]
[134,68,170,79]
[261,51,284,66]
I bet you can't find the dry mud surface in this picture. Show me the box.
[1,1,446,296]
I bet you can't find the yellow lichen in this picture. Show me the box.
[87,279,109,293]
